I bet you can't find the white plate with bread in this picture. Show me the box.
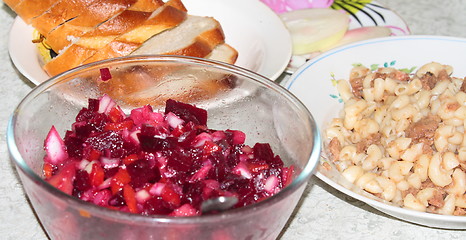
[8,0,292,84]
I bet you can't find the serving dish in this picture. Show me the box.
[285,35,466,229]
[284,0,411,73]
[7,55,320,239]
[8,0,292,84]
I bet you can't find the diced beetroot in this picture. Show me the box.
[73,169,91,197]
[99,67,112,81]
[142,197,172,215]
[253,143,274,162]
[42,96,292,217]
[165,99,207,126]
[85,131,125,158]
[44,125,69,165]
[126,159,160,188]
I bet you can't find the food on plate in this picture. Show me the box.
[324,62,466,215]
[280,8,349,55]
[43,95,294,216]
[42,1,188,76]
[279,8,392,56]
[3,0,56,24]
[4,0,238,76]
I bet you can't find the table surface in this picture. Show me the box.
[1,1,466,239]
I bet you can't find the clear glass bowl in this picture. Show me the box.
[7,55,321,240]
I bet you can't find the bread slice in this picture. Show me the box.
[82,0,188,64]
[43,10,155,76]
[129,15,225,58]
[3,0,24,10]
[205,43,238,64]
[126,0,164,12]
[31,0,100,38]
[6,0,57,24]
[43,1,179,76]
[43,0,140,52]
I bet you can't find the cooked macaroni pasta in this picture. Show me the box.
[325,62,466,215]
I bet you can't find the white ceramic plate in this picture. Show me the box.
[8,0,292,84]
[285,1,411,73]
[285,35,466,229]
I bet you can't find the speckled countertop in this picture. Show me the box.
[1,1,466,239]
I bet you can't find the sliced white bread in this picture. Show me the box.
[205,43,238,64]
[129,15,225,58]
[81,0,188,64]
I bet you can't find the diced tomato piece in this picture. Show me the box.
[161,185,181,207]
[90,163,105,187]
[108,106,125,123]
[104,119,134,131]
[87,149,101,162]
[203,141,220,155]
[46,162,77,195]
[123,184,138,214]
[246,162,269,173]
[123,153,139,165]
[110,168,131,194]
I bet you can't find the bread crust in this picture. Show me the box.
[82,0,187,64]
[43,10,155,76]
[9,0,57,24]
[44,0,139,52]
[31,0,99,38]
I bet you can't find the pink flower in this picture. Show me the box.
[261,0,334,13]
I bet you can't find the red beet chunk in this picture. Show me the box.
[127,160,160,188]
[165,99,207,126]
[85,131,126,158]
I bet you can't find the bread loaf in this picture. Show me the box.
[5,0,56,24]
[43,1,185,76]
[31,0,100,39]
[5,0,239,79]
[44,0,140,52]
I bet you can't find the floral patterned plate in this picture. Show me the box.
[261,0,411,73]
